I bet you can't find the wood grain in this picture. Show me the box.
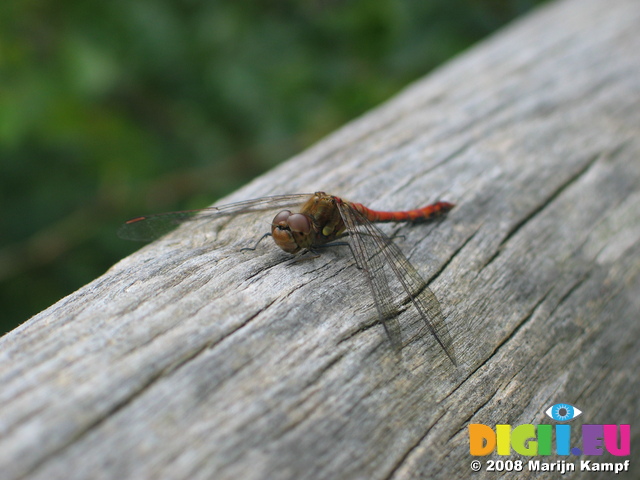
[1,0,639,478]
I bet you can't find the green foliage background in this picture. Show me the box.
[0,0,547,333]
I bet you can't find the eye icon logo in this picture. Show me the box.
[545,403,582,422]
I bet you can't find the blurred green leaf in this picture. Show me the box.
[0,0,548,333]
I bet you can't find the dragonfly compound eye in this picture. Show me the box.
[271,210,300,253]
[272,210,292,226]
[286,213,311,234]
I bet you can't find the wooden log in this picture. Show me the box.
[2,0,639,478]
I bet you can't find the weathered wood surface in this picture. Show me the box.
[2,0,639,478]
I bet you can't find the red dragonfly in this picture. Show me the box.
[119,192,457,364]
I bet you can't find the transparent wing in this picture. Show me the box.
[337,201,456,364]
[118,193,313,242]
[337,203,403,350]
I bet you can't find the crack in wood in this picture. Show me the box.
[481,152,602,270]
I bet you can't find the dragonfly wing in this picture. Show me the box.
[336,203,403,351]
[337,202,456,364]
[118,193,313,242]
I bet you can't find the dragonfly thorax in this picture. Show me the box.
[271,210,314,254]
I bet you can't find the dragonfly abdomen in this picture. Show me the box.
[353,201,455,223]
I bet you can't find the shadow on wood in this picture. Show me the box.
[1,0,639,478]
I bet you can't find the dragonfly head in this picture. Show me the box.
[271,210,312,254]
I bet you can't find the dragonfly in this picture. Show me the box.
[119,192,457,364]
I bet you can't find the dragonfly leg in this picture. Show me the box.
[292,242,348,262]
[311,240,365,269]
[289,250,321,263]
[313,240,350,249]
[240,232,272,252]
